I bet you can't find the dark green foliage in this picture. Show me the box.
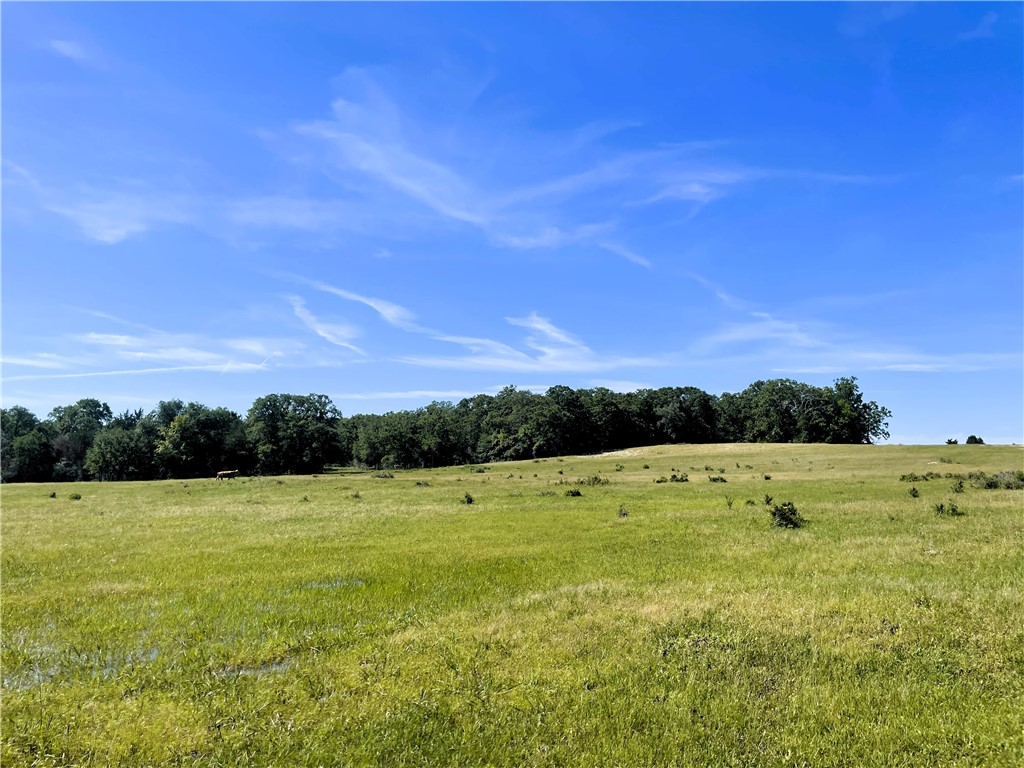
[763,474,772,481]
[462,492,474,504]
[565,488,582,497]
[951,479,964,494]
[934,501,964,516]
[946,438,958,445]
[770,501,804,528]
[68,493,82,501]
[966,435,984,445]
[909,487,920,498]
[247,394,340,475]
[618,504,628,517]
[708,475,727,483]
[669,473,688,483]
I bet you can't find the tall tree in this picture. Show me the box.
[246,394,341,475]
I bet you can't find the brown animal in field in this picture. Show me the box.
[216,470,239,480]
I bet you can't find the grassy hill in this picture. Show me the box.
[3,443,1022,766]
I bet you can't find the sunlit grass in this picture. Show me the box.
[3,444,1022,766]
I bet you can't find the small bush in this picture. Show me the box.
[300,495,310,502]
[908,487,920,498]
[577,475,610,486]
[643,464,650,470]
[565,488,582,497]
[939,457,954,465]
[351,491,361,499]
[415,481,430,487]
[618,504,628,518]
[966,435,985,445]
[615,464,625,472]
[946,438,958,445]
[49,491,56,499]
[670,473,688,483]
[68,493,82,501]
[763,474,772,481]
[951,479,964,494]
[770,501,804,528]
[471,467,487,474]
[764,494,773,506]
[537,490,555,496]
[745,499,757,506]
[463,493,474,505]
[934,501,964,516]
[655,477,668,484]
[374,471,394,479]
[725,496,734,509]
[708,476,727,483]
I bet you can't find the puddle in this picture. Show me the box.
[211,659,293,679]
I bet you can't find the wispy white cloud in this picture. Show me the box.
[44,193,195,244]
[959,12,998,41]
[596,241,652,268]
[0,355,69,370]
[46,39,103,69]
[288,295,365,354]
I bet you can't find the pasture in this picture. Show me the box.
[2,443,1022,766]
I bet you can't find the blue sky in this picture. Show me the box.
[2,2,1021,444]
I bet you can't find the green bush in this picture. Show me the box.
[770,501,804,528]
[565,488,582,497]
[966,435,984,445]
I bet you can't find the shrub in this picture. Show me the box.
[763,474,772,481]
[577,475,610,486]
[770,501,804,528]
[463,493,474,505]
[934,501,964,516]
[643,464,650,470]
[68,493,82,501]
[415,481,430,487]
[49,491,56,499]
[951,479,964,494]
[351,491,361,499]
[725,496,734,509]
[939,457,954,464]
[764,494,773,506]
[615,464,625,472]
[618,504,628,518]
[946,438,958,445]
[565,488,582,497]
[670,473,688,483]
[655,477,668,484]
[908,487,920,498]
[965,435,984,445]
[771,501,804,528]
[374,471,394,479]
[745,499,757,506]
[708,476,727,483]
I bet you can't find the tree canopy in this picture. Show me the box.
[1,377,892,482]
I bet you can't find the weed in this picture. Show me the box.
[618,504,629,518]
[68,493,82,501]
[415,481,430,487]
[939,457,954,465]
[375,471,394,479]
[670,473,688,483]
[351,491,361,499]
[934,501,964,516]
[770,501,804,528]
[615,464,625,472]
[655,477,669,484]
[745,499,756,506]
[725,496,734,509]
[763,474,772,481]
[462,493,474,505]
[565,488,582,497]
[708,476,727,483]
[643,464,650,469]
[908,487,920,498]
[49,491,56,499]
[951,479,964,494]
[764,494,773,506]
[300,495,310,502]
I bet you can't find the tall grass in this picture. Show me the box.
[2,444,1022,766]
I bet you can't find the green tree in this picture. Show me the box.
[246,394,341,475]
[49,398,113,480]
[156,404,249,478]
[85,427,157,481]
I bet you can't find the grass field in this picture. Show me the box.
[2,443,1023,767]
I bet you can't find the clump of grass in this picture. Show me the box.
[725,496,734,510]
[537,490,555,496]
[934,501,964,516]
[770,501,804,528]
[642,464,650,469]
[745,499,756,506]
[654,477,668,484]
[350,491,361,499]
[909,487,920,498]
[617,504,628,518]
[951,479,964,494]
[615,464,625,472]
[374,471,394,479]
[68,493,82,501]
[462,492,474,505]
[565,488,582,497]
[48,491,56,499]
[763,474,772,481]
[576,475,610,486]
[670,473,688,483]
[415,481,430,487]
[300,495,310,502]
[764,494,773,506]
[708,476,727,483]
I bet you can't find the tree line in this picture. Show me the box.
[0,377,891,483]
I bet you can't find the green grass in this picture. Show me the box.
[3,444,1023,766]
